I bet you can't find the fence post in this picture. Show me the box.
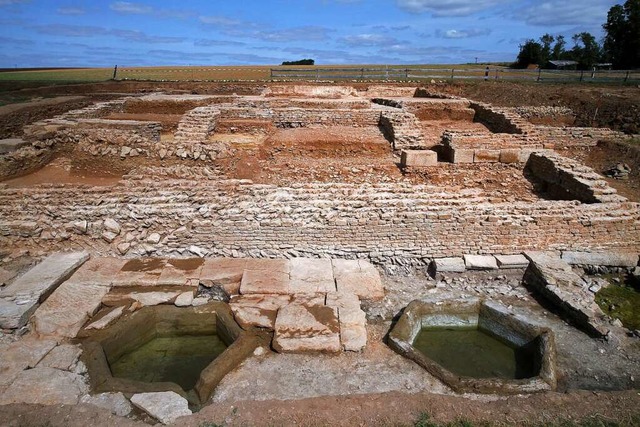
[495,69,499,80]
[361,68,364,79]
[537,68,542,82]
[625,71,630,83]
[451,68,454,81]
[385,65,389,81]
[405,68,408,79]
[316,68,319,81]
[484,66,489,81]
[112,65,118,80]
[580,70,584,82]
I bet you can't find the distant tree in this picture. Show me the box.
[568,32,603,69]
[540,33,555,62]
[603,0,640,69]
[514,39,544,68]
[282,59,315,66]
[552,35,567,60]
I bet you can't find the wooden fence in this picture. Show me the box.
[270,67,640,84]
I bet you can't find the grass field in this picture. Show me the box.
[0,64,637,84]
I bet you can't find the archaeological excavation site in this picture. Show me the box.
[0,82,639,426]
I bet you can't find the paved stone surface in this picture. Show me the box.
[0,367,88,405]
[200,258,247,295]
[230,294,291,329]
[158,258,204,286]
[38,344,81,371]
[85,306,125,330]
[431,257,466,273]
[524,251,609,337]
[0,252,89,329]
[34,282,109,338]
[333,260,384,300]
[80,392,133,417]
[130,391,192,425]
[289,258,335,294]
[326,292,367,351]
[464,255,498,270]
[561,251,639,267]
[240,264,291,295]
[113,259,166,287]
[0,338,57,387]
[495,254,529,269]
[65,257,126,287]
[0,251,89,299]
[273,303,341,353]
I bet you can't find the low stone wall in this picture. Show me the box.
[373,98,475,121]
[440,131,544,164]
[536,126,634,147]
[526,152,626,203]
[0,180,638,265]
[471,103,527,135]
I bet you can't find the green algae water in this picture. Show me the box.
[413,327,536,379]
[110,334,227,391]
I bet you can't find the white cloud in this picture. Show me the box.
[436,28,492,38]
[341,33,399,47]
[396,0,509,16]
[0,0,30,5]
[519,0,615,26]
[109,1,152,14]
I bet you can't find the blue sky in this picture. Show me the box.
[0,0,622,67]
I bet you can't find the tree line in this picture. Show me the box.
[514,0,639,70]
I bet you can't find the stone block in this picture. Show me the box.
[334,260,384,301]
[240,268,290,295]
[0,251,89,300]
[0,297,39,330]
[464,255,498,270]
[561,251,638,267]
[130,391,192,425]
[158,258,204,286]
[0,367,88,406]
[273,303,341,353]
[38,344,81,371]
[401,150,437,168]
[289,258,336,294]
[65,257,126,287]
[85,306,125,330]
[129,291,182,306]
[495,254,529,269]
[0,138,28,154]
[80,392,132,417]
[174,291,195,307]
[34,282,109,338]
[200,258,247,295]
[431,257,465,273]
[113,258,166,287]
[341,324,367,352]
[230,294,291,330]
[0,338,58,387]
[474,149,500,163]
[451,148,474,164]
[499,149,521,163]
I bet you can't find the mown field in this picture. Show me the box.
[0,64,636,84]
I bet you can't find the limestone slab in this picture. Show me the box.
[289,258,335,294]
[0,296,39,329]
[401,150,437,167]
[130,391,192,425]
[80,392,132,417]
[85,306,125,330]
[38,344,81,371]
[333,260,383,301]
[230,294,291,330]
[0,338,58,387]
[561,251,639,267]
[240,269,290,295]
[464,255,498,270]
[499,149,521,163]
[65,257,126,287]
[0,251,89,299]
[273,303,341,353]
[495,254,529,269]
[34,282,109,338]
[130,291,182,306]
[474,149,500,163]
[0,367,88,405]
[451,148,474,163]
[341,324,367,352]
[113,258,166,287]
[200,258,248,295]
[0,138,28,154]
[158,258,204,286]
[174,291,195,307]
[431,257,466,273]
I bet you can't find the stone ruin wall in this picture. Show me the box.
[0,179,638,265]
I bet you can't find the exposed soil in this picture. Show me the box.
[557,139,640,202]
[2,156,122,187]
[436,81,640,134]
[104,113,183,132]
